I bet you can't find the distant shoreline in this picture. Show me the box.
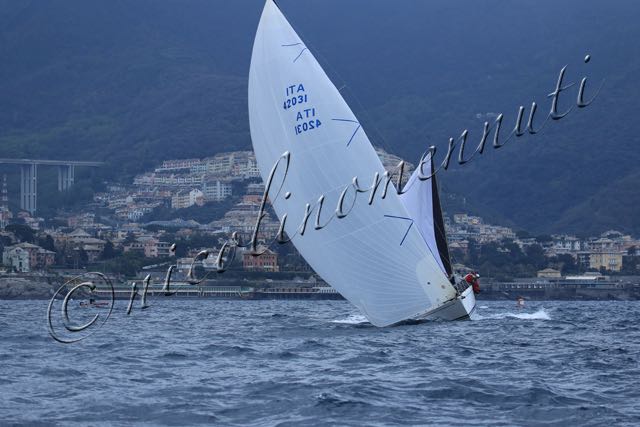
[2,274,639,301]
[3,294,640,302]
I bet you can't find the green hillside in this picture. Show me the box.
[0,0,638,234]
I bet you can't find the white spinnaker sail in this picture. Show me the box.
[248,0,456,326]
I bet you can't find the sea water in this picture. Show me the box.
[0,299,638,426]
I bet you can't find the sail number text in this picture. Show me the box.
[284,83,322,136]
[283,94,308,110]
[294,119,322,135]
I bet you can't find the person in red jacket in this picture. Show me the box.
[464,272,481,294]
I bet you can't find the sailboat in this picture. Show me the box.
[248,0,476,326]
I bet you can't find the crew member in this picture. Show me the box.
[464,272,481,294]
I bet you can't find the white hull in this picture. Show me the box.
[412,286,476,322]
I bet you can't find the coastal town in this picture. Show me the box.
[1,149,639,299]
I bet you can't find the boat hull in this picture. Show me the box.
[412,286,476,321]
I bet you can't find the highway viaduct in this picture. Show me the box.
[0,159,104,214]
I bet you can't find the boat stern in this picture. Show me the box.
[413,285,476,321]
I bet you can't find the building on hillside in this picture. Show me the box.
[171,189,205,209]
[67,213,96,228]
[203,180,232,202]
[243,183,265,204]
[243,249,279,272]
[66,228,92,242]
[245,155,261,178]
[206,153,235,175]
[59,229,107,263]
[453,213,482,226]
[448,240,469,255]
[546,234,584,257]
[124,237,175,258]
[123,241,145,255]
[2,245,30,272]
[476,224,516,243]
[589,251,624,272]
[204,151,261,179]
[82,242,104,263]
[156,158,202,172]
[576,251,591,268]
[210,201,280,239]
[123,205,156,222]
[235,153,261,179]
[587,238,618,252]
[190,162,208,174]
[134,173,204,188]
[20,213,43,231]
[2,243,55,272]
[76,239,107,263]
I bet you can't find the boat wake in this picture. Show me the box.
[333,309,550,325]
[331,314,370,325]
[474,308,551,321]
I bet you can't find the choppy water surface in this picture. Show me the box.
[1,299,639,426]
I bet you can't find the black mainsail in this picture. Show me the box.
[429,160,453,277]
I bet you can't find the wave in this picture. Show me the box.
[475,308,551,321]
[331,314,369,325]
[334,308,551,325]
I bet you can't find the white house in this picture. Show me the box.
[3,245,31,272]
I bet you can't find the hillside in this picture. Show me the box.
[0,0,638,234]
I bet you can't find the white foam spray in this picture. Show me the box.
[331,314,370,325]
[474,308,551,321]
